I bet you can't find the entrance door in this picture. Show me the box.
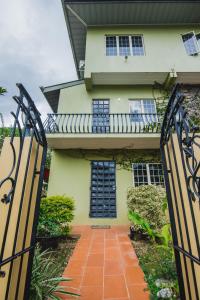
[92,99,110,133]
[90,161,116,218]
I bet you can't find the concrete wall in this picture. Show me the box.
[84,26,200,78]
[58,84,163,113]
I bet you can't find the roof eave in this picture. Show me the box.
[40,80,84,113]
[61,0,81,79]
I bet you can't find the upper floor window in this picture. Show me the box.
[132,36,145,56]
[196,33,200,48]
[129,99,157,123]
[106,35,144,56]
[182,32,200,56]
[132,163,165,187]
[106,36,117,56]
[119,36,131,56]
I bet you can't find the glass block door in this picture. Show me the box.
[92,100,110,133]
[90,161,116,218]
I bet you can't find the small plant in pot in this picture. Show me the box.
[37,195,75,249]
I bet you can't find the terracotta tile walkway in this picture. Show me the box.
[59,226,149,300]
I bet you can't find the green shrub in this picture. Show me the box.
[127,185,167,231]
[137,243,179,299]
[38,195,75,237]
[30,246,79,300]
[128,210,157,240]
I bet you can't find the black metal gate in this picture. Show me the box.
[90,161,116,218]
[0,84,47,300]
[160,84,200,300]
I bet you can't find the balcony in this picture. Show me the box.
[44,113,163,149]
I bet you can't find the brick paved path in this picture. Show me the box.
[59,226,149,300]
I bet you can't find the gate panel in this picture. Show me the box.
[161,84,200,300]
[0,84,47,300]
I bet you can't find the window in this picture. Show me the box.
[92,100,110,133]
[132,36,144,56]
[132,163,148,186]
[119,36,130,56]
[182,32,199,56]
[105,35,144,56]
[196,33,200,48]
[106,36,117,56]
[90,161,116,218]
[132,163,165,187]
[129,99,157,123]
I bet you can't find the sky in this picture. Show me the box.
[0,0,77,126]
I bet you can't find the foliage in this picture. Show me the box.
[62,149,161,172]
[38,195,75,237]
[0,87,6,95]
[136,243,179,299]
[156,224,172,247]
[45,149,52,169]
[129,210,173,248]
[128,210,157,240]
[127,185,167,232]
[30,246,79,300]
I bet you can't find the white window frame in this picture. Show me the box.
[105,35,145,56]
[132,163,164,187]
[131,35,146,56]
[196,32,200,49]
[181,31,200,56]
[128,99,157,124]
[129,99,157,114]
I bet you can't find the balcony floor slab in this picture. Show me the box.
[46,133,161,149]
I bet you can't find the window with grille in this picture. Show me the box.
[105,35,144,56]
[129,99,157,123]
[90,161,116,218]
[132,163,165,187]
[182,32,199,56]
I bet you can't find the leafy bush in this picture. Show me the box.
[137,243,179,299]
[30,246,79,300]
[38,195,75,237]
[127,185,167,231]
[128,210,157,240]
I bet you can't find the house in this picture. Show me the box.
[41,0,200,225]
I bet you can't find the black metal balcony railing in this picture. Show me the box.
[44,113,164,134]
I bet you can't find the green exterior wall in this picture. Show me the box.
[58,84,166,114]
[84,26,200,78]
[47,149,161,225]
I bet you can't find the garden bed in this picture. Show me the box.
[37,234,79,273]
[30,234,79,300]
[131,239,179,300]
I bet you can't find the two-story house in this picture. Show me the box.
[41,0,200,225]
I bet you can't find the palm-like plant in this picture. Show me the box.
[30,246,79,300]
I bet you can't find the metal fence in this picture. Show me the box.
[44,113,163,134]
[160,84,200,300]
[0,84,47,300]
